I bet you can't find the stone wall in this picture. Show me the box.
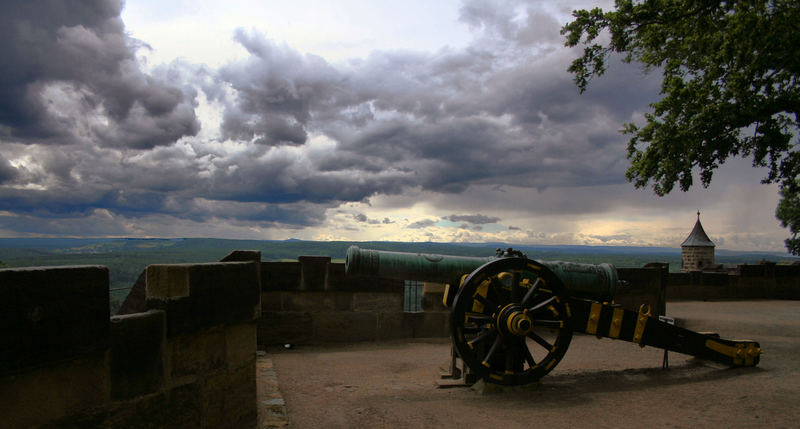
[258,257,667,346]
[0,256,261,429]
[668,263,800,300]
[258,256,449,346]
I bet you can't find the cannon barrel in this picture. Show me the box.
[345,246,621,302]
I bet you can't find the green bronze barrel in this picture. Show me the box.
[540,260,619,302]
[345,246,494,283]
[345,246,621,302]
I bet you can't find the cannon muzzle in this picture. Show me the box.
[345,246,621,302]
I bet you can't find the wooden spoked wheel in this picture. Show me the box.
[450,257,573,385]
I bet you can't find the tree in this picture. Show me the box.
[561,0,800,253]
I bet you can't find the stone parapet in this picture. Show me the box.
[0,266,110,375]
[0,253,262,429]
[146,261,261,336]
[667,265,800,300]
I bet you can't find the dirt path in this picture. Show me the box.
[268,300,800,428]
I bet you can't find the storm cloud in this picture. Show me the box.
[0,1,786,250]
[0,0,199,148]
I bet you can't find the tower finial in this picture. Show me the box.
[697,210,700,219]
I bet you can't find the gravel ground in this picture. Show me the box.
[268,300,800,428]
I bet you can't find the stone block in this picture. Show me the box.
[422,291,447,312]
[146,265,190,299]
[169,327,226,379]
[165,380,204,429]
[417,312,450,338]
[258,312,313,346]
[376,312,412,340]
[423,282,447,293]
[313,312,378,342]
[0,354,109,428]
[261,262,300,291]
[0,266,109,374]
[146,261,260,336]
[299,256,330,291]
[400,312,450,338]
[202,360,257,429]
[283,292,353,312]
[109,309,165,400]
[352,292,403,312]
[226,323,256,369]
[260,291,284,312]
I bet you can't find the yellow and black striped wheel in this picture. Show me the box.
[450,257,573,385]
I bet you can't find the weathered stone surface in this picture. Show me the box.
[146,264,191,299]
[283,292,353,312]
[226,323,256,369]
[261,291,284,312]
[0,354,109,428]
[299,256,330,291]
[169,327,226,379]
[376,312,411,340]
[0,265,109,374]
[109,310,165,400]
[352,292,403,313]
[258,312,313,346]
[146,261,260,336]
[261,262,300,291]
[416,312,450,338]
[313,312,378,342]
[421,291,447,312]
[202,360,257,429]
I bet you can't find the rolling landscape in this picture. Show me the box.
[1,238,795,314]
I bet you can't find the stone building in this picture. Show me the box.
[681,211,716,272]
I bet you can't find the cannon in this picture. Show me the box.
[346,246,762,386]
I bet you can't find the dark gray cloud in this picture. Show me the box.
[353,213,381,224]
[0,0,198,148]
[445,214,501,224]
[408,219,437,229]
[0,0,672,236]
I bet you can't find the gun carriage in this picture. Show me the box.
[346,246,761,386]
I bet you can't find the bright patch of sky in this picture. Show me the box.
[122,0,474,67]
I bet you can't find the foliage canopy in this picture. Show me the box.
[561,0,800,252]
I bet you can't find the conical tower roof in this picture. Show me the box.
[681,211,715,247]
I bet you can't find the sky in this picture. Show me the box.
[0,0,790,252]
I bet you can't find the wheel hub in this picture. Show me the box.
[498,304,533,337]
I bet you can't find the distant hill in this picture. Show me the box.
[1,237,795,314]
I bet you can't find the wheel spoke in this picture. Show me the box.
[482,335,503,365]
[527,331,554,351]
[520,277,541,306]
[505,340,519,374]
[518,338,537,368]
[467,327,496,347]
[531,318,564,329]
[527,295,557,314]
[510,271,522,302]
